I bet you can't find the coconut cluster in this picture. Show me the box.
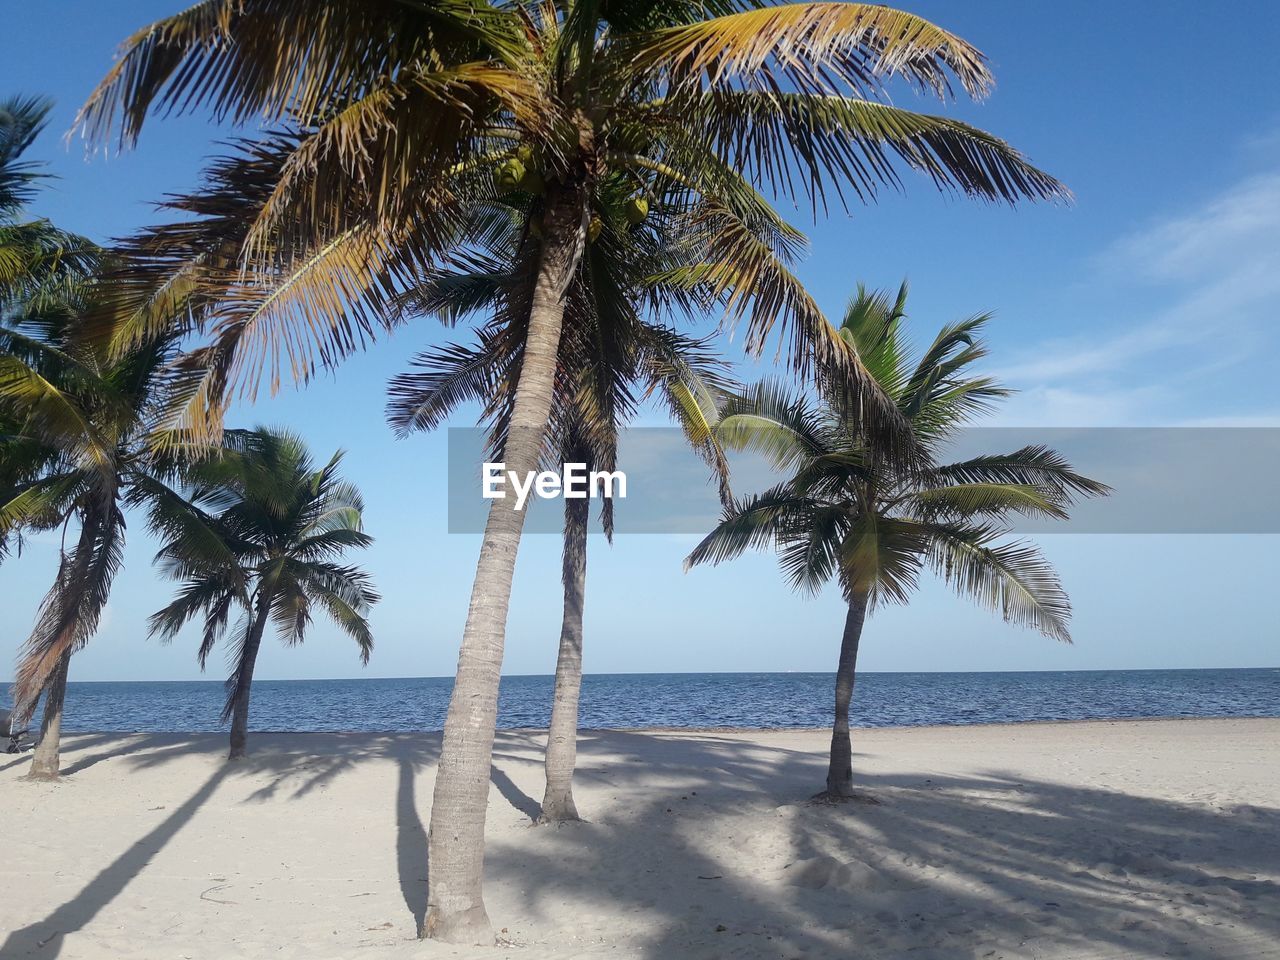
[495,149,651,243]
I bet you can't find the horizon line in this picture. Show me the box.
[8,664,1276,686]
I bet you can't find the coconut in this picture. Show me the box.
[624,196,650,225]
[495,157,526,194]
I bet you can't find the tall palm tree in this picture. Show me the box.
[77,1,1066,940]
[147,428,378,759]
[0,95,158,779]
[387,207,735,821]
[687,284,1108,798]
[0,306,194,778]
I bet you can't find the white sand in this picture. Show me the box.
[1,719,1277,959]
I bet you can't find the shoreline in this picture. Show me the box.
[43,713,1280,737]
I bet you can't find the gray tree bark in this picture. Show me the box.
[825,590,869,797]
[26,652,70,780]
[425,184,585,944]
[539,493,589,823]
[227,591,273,761]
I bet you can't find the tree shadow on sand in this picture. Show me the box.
[4,727,1277,960]
[0,764,230,958]
[2,730,543,947]
[481,728,1280,960]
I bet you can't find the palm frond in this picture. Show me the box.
[620,3,993,100]
[387,338,508,437]
[654,199,912,459]
[13,503,124,713]
[930,446,1112,504]
[674,91,1068,209]
[684,482,819,570]
[0,95,53,212]
[715,378,834,470]
[907,482,1068,522]
[926,522,1072,642]
[74,0,524,147]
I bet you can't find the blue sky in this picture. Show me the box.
[2,1,1278,683]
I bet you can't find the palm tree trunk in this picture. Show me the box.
[26,652,71,780]
[22,508,105,781]
[425,184,585,945]
[227,592,272,761]
[539,494,589,823]
[825,590,869,797]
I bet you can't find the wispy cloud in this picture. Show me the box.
[1107,173,1280,283]
[992,166,1280,424]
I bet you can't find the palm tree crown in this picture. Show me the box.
[686,282,1107,798]
[77,0,1066,451]
[385,187,737,517]
[688,282,1109,639]
[148,427,378,728]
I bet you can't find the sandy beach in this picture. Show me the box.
[1,718,1276,959]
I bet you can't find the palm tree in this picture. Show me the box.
[77,2,1067,940]
[0,305,197,778]
[687,283,1108,798]
[147,428,378,759]
[0,95,153,779]
[1,94,99,568]
[387,210,736,820]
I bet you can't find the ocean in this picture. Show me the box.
[16,667,1279,733]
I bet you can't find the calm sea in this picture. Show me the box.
[14,668,1279,733]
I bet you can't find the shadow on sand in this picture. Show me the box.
[2,726,1276,959]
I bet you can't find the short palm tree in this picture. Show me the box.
[78,1,1066,940]
[147,428,378,759]
[687,284,1108,798]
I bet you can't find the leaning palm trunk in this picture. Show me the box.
[825,590,869,798]
[426,186,584,944]
[26,652,71,780]
[22,510,105,780]
[227,593,273,761]
[539,494,589,823]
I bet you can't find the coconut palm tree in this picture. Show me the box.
[147,427,378,759]
[387,208,736,820]
[0,304,198,778]
[77,1,1067,940]
[0,95,159,779]
[687,283,1109,798]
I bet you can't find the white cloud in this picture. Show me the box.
[989,384,1172,428]
[991,166,1280,425]
[1106,173,1280,282]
